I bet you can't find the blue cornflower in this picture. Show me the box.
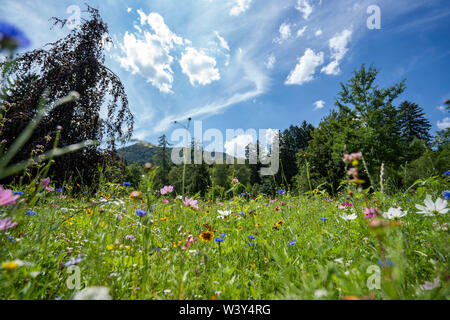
[220,233,227,238]
[378,259,394,268]
[248,235,255,240]
[25,210,37,216]
[0,22,30,50]
[247,242,255,246]
[6,236,15,242]
[214,238,224,243]
[445,171,450,177]
[13,191,23,196]
[288,239,297,246]
[123,182,131,187]
[320,217,328,221]
[135,209,147,217]
[241,193,246,196]
[443,191,450,200]
[277,189,286,195]
[55,188,63,193]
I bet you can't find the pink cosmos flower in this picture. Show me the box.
[0,217,18,231]
[420,277,440,291]
[343,152,363,164]
[160,186,174,195]
[338,201,353,210]
[0,185,19,206]
[183,197,199,210]
[181,235,197,250]
[162,199,169,204]
[363,207,377,219]
[41,178,54,192]
[232,178,239,184]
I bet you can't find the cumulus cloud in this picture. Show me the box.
[265,54,276,70]
[116,31,175,94]
[296,0,314,20]
[274,22,292,44]
[315,29,323,37]
[230,0,253,16]
[214,31,230,51]
[116,11,185,94]
[285,48,324,86]
[179,47,221,86]
[321,29,352,75]
[314,100,325,110]
[437,117,450,130]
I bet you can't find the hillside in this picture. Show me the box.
[117,142,234,165]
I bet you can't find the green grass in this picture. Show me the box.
[0,185,449,300]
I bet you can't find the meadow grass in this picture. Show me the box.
[0,180,448,300]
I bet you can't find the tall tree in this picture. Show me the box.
[333,64,406,183]
[154,134,172,189]
[398,101,432,144]
[278,121,314,188]
[0,6,134,186]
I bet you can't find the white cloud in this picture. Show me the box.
[265,54,276,70]
[297,26,308,38]
[314,100,325,110]
[154,48,269,133]
[116,11,185,94]
[230,0,253,16]
[214,31,230,51]
[285,48,324,86]
[127,8,132,13]
[274,22,292,44]
[321,29,352,75]
[225,134,254,158]
[140,10,184,47]
[116,31,175,94]
[437,117,450,130]
[180,47,221,86]
[315,29,323,37]
[296,0,314,20]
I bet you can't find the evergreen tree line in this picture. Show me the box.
[125,64,449,197]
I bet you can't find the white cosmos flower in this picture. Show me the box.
[415,198,448,217]
[217,210,232,219]
[383,207,407,220]
[341,213,357,220]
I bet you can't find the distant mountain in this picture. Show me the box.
[117,142,159,164]
[117,142,236,165]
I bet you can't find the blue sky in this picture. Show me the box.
[1,0,449,154]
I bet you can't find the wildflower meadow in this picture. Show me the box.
[0,2,449,304]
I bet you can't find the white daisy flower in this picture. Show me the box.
[341,213,357,220]
[415,198,448,216]
[217,210,232,219]
[383,207,407,220]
